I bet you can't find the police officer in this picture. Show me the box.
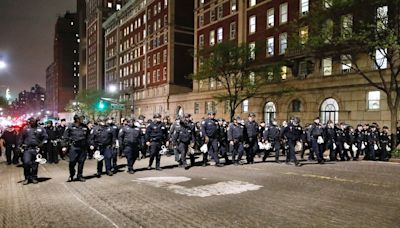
[173,117,195,170]
[228,116,245,165]
[107,118,120,172]
[90,116,117,177]
[170,117,183,166]
[136,115,147,159]
[244,113,259,164]
[18,117,48,185]
[262,119,281,163]
[62,115,89,182]
[44,120,59,164]
[367,124,379,161]
[325,121,336,161]
[57,119,67,160]
[118,118,142,174]
[380,126,390,161]
[201,112,224,167]
[282,118,301,166]
[310,117,325,164]
[335,123,347,161]
[145,113,168,170]
[1,125,19,165]
[218,118,230,164]
[184,114,197,167]
[354,124,364,160]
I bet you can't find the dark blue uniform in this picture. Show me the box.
[18,125,48,181]
[367,130,379,161]
[228,122,245,164]
[145,121,168,169]
[201,118,221,165]
[90,125,116,175]
[335,127,346,161]
[173,121,195,168]
[1,127,18,165]
[118,125,142,172]
[63,123,89,179]
[262,125,281,162]
[244,120,259,164]
[282,123,301,164]
[354,128,364,160]
[310,123,324,163]
[379,131,390,161]
[109,123,120,170]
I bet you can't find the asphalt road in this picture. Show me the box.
[0,155,399,228]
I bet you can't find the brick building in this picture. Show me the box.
[84,0,127,91]
[103,0,194,117]
[45,12,79,115]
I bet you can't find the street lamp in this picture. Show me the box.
[108,84,118,94]
[0,60,6,70]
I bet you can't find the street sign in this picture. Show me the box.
[111,104,126,109]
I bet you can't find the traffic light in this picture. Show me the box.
[97,100,107,112]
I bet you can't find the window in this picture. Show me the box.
[163,50,167,62]
[300,0,309,16]
[266,37,274,57]
[291,99,301,112]
[217,28,223,43]
[377,6,388,30]
[249,72,255,85]
[298,61,307,77]
[164,0,168,8]
[242,100,249,112]
[280,3,288,24]
[199,14,204,27]
[322,58,332,76]
[217,5,223,19]
[205,101,216,114]
[342,14,353,38]
[210,78,216,88]
[368,91,380,110]
[320,98,339,124]
[281,66,288,80]
[249,42,256,60]
[224,100,231,114]
[299,26,309,45]
[194,103,200,114]
[116,4,121,10]
[375,48,388,69]
[200,0,204,5]
[210,8,216,22]
[267,8,274,28]
[249,15,256,34]
[341,55,352,73]
[264,102,276,124]
[163,67,167,80]
[231,0,237,12]
[279,33,287,54]
[230,22,236,40]
[107,2,112,8]
[209,30,215,46]
[249,0,256,7]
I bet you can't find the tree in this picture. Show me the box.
[289,0,400,147]
[0,96,8,108]
[192,41,283,121]
[65,90,111,120]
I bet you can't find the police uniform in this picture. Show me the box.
[145,115,168,170]
[18,121,48,184]
[173,120,195,169]
[118,122,142,173]
[109,122,120,171]
[201,114,223,166]
[379,128,390,161]
[228,120,245,165]
[262,124,281,162]
[1,127,18,165]
[335,127,346,161]
[354,126,364,160]
[218,120,230,164]
[325,125,336,161]
[367,127,379,161]
[310,121,324,164]
[282,122,301,165]
[45,122,59,164]
[63,121,89,181]
[90,123,116,176]
[170,119,183,165]
[244,117,259,164]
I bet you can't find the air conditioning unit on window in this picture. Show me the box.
[342,68,351,73]
[301,11,308,16]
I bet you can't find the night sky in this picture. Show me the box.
[0,0,76,98]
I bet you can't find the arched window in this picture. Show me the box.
[176,106,184,117]
[291,99,301,112]
[264,102,276,124]
[320,98,339,124]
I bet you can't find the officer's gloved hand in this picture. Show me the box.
[146,141,150,146]
[165,141,169,147]
[230,141,234,145]
[90,145,95,150]
[204,136,209,144]
[62,147,68,152]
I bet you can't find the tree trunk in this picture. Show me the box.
[390,107,398,149]
[230,109,235,123]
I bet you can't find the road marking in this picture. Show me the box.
[134,176,263,197]
[283,172,389,188]
[62,183,120,228]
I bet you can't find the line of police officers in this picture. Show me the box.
[3,111,398,185]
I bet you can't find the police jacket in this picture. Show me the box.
[145,121,168,143]
[63,123,89,147]
[45,126,59,141]
[173,123,194,144]
[380,131,390,144]
[354,129,364,143]
[201,118,219,138]
[245,121,259,140]
[18,125,48,148]
[228,123,245,142]
[169,122,182,144]
[335,128,346,142]
[283,124,302,141]
[218,125,228,142]
[324,127,336,143]
[57,125,67,138]
[90,125,116,147]
[367,131,379,144]
[345,130,355,144]
[310,123,323,139]
[263,125,281,142]
[1,128,18,146]
[118,125,141,147]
